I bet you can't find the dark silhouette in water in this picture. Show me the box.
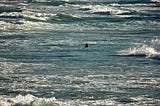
[85,43,89,48]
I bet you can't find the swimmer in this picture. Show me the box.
[85,43,89,48]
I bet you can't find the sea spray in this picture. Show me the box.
[0,94,58,106]
[118,39,160,60]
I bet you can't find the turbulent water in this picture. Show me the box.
[0,0,160,106]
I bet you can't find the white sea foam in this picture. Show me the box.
[0,61,22,74]
[129,96,160,106]
[0,93,119,106]
[81,5,130,15]
[22,9,53,21]
[0,94,57,106]
[151,38,160,47]
[119,39,160,60]
[120,45,158,56]
[151,0,160,2]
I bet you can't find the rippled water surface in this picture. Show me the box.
[0,0,160,106]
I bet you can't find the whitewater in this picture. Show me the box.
[0,0,160,106]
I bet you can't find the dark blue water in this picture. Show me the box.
[0,0,160,105]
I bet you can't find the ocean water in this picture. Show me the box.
[0,0,160,106]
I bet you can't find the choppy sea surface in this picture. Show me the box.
[0,0,160,106]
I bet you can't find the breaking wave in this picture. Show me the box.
[80,4,132,16]
[0,94,118,106]
[118,39,160,60]
[151,0,160,2]
[0,94,59,106]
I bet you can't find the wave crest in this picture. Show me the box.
[0,94,58,106]
[118,39,160,60]
[151,0,160,2]
[48,13,81,22]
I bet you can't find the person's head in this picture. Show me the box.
[85,43,89,48]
